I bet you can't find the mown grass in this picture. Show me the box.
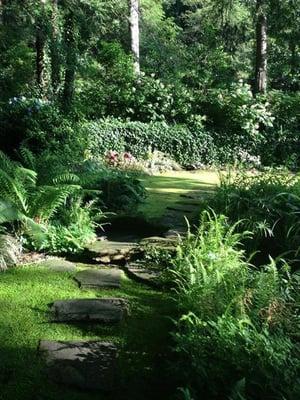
[139,170,219,220]
[0,264,175,400]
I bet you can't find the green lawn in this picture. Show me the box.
[139,170,219,220]
[0,264,175,400]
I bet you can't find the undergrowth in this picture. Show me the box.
[171,211,300,400]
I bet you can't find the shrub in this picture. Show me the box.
[199,82,274,160]
[261,90,300,167]
[0,97,83,155]
[205,168,300,265]
[80,164,146,213]
[40,200,98,254]
[171,211,300,400]
[82,118,216,166]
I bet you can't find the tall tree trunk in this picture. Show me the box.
[62,9,76,111]
[36,1,47,94]
[50,0,61,95]
[255,0,267,94]
[0,0,8,25]
[129,0,140,75]
[0,0,3,25]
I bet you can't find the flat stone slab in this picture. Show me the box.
[124,262,161,288]
[164,229,185,239]
[166,206,197,214]
[39,340,117,391]
[140,236,178,245]
[88,240,138,257]
[75,269,123,289]
[180,191,214,200]
[139,236,178,255]
[50,298,128,323]
[39,258,76,273]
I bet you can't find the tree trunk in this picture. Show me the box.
[0,0,8,25]
[62,9,76,111]
[36,1,47,94]
[0,0,3,25]
[129,0,140,75]
[50,0,61,95]
[255,0,267,94]
[36,22,45,93]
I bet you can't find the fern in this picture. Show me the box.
[30,184,80,221]
[19,146,36,170]
[0,151,87,250]
[52,173,80,185]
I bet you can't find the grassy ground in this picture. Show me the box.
[0,264,175,400]
[139,170,219,220]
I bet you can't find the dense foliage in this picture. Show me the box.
[204,169,300,266]
[171,212,300,400]
[0,0,299,166]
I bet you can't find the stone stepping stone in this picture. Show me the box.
[140,236,178,245]
[124,262,161,288]
[167,205,198,214]
[50,298,128,323]
[139,236,178,255]
[88,240,138,257]
[87,240,139,263]
[75,269,123,289]
[39,340,117,391]
[39,258,76,272]
[163,229,185,239]
[180,191,214,201]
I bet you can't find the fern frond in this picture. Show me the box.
[29,184,80,221]
[0,169,29,214]
[19,147,36,170]
[22,217,48,249]
[52,173,80,185]
[0,150,17,175]
[0,200,24,224]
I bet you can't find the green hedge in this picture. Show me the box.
[81,119,216,166]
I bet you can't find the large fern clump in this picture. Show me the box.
[0,150,96,253]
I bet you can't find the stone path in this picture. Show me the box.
[50,298,128,323]
[87,240,138,264]
[75,268,123,289]
[39,340,117,391]
[34,171,215,393]
[124,261,161,288]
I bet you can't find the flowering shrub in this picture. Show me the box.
[105,150,137,169]
[236,149,262,169]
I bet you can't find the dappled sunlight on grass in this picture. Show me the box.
[139,170,219,219]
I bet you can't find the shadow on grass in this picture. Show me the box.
[66,284,178,400]
[0,267,178,400]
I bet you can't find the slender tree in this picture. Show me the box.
[62,7,76,110]
[50,0,61,95]
[129,0,140,75]
[255,0,268,94]
[0,0,3,24]
[36,0,47,94]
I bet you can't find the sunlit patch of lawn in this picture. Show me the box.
[139,170,219,219]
